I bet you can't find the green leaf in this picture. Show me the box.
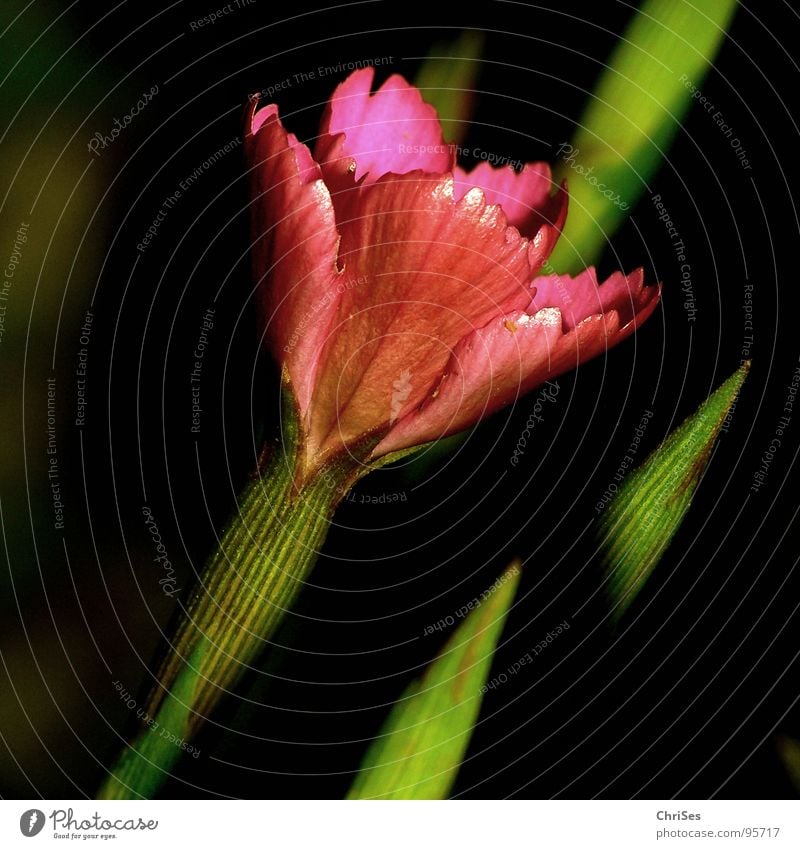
[549,0,737,273]
[347,562,521,799]
[415,31,483,144]
[600,362,749,621]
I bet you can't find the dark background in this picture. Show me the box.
[1,0,799,799]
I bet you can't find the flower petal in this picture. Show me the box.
[245,100,344,415]
[315,68,453,186]
[531,266,654,330]
[454,161,564,238]
[375,276,660,456]
[305,170,561,457]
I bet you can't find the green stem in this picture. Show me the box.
[98,449,342,799]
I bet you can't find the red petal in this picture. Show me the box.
[375,277,661,456]
[245,100,343,415]
[531,267,653,330]
[315,68,453,186]
[454,161,563,239]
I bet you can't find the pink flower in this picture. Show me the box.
[245,68,660,476]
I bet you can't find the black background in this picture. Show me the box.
[2,0,799,799]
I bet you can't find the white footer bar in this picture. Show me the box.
[1,799,797,848]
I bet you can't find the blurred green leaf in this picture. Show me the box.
[1,0,112,600]
[347,561,521,799]
[98,639,207,800]
[600,362,749,620]
[776,736,800,794]
[415,31,483,144]
[549,0,737,273]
